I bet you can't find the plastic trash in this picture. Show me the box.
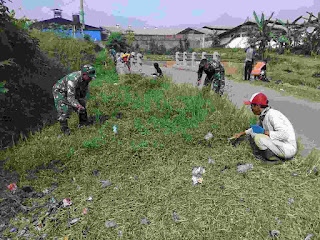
[10,227,18,232]
[105,220,118,228]
[118,230,123,237]
[113,125,118,134]
[305,233,314,240]
[69,218,80,225]
[204,132,213,141]
[172,211,180,222]
[7,183,17,191]
[100,180,112,188]
[141,217,151,225]
[92,170,100,176]
[83,208,88,215]
[115,185,119,189]
[288,198,294,205]
[275,217,282,224]
[291,173,298,176]
[208,157,215,164]
[87,196,93,201]
[269,230,279,237]
[192,167,205,186]
[237,163,253,173]
[63,198,72,207]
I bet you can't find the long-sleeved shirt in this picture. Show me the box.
[245,108,297,149]
[245,47,256,62]
[52,71,90,108]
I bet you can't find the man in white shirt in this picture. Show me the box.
[231,92,298,163]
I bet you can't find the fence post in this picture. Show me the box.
[192,52,196,67]
[175,52,180,65]
[183,52,187,66]
[202,52,207,60]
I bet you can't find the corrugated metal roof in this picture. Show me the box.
[131,28,185,35]
[31,17,101,30]
[203,25,235,30]
[102,26,125,33]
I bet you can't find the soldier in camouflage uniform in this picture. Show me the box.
[197,51,225,96]
[52,64,96,135]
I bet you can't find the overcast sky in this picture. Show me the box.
[3,0,320,29]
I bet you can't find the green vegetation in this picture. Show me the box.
[1,46,320,238]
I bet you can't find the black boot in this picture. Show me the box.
[60,120,71,135]
[78,111,89,128]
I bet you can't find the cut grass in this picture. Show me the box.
[0,64,319,239]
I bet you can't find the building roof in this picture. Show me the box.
[130,28,185,35]
[177,27,213,35]
[203,25,235,30]
[102,26,125,33]
[31,17,101,30]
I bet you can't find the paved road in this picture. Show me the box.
[117,62,320,157]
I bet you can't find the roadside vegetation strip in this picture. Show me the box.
[0,58,319,239]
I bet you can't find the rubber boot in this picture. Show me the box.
[60,120,71,135]
[78,111,89,128]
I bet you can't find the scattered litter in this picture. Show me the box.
[246,208,250,211]
[17,226,28,237]
[172,211,180,222]
[51,197,56,203]
[208,157,215,164]
[134,176,138,180]
[100,179,112,188]
[269,230,279,237]
[312,73,320,78]
[7,183,17,191]
[221,166,230,173]
[275,80,282,84]
[69,218,80,225]
[113,125,118,134]
[192,167,205,186]
[43,189,49,194]
[291,173,298,176]
[237,163,253,173]
[305,233,314,240]
[87,196,93,201]
[82,227,90,237]
[280,88,285,92]
[10,227,18,232]
[204,132,213,141]
[105,220,118,228]
[63,198,72,207]
[83,208,88,215]
[240,198,245,202]
[77,185,81,190]
[141,217,151,225]
[313,167,318,174]
[115,185,119,189]
[288,198,294,205]
[92,170,100,176]
[35,223,43,231]
[275,217,282,224]
[118,230,123,237]
[220,185,225,189]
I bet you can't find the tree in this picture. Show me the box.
[125,31,135,47]
[106,32,129,52]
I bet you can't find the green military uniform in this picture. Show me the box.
[52,65,96,135]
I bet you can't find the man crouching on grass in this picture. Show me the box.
[231,92,298,163]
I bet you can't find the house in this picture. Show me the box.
[30,9,103,41]
[101,26,185,50]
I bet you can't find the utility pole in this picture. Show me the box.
[80,0,84,37]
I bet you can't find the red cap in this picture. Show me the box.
[243,92,268,105]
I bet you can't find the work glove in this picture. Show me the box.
[250,125,265,134]
[76,104,86,114]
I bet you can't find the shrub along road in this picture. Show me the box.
[125,62,320,158]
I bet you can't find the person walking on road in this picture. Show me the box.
[231,92,298,163]
[244,44,256,80]
[52,64,96,135]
